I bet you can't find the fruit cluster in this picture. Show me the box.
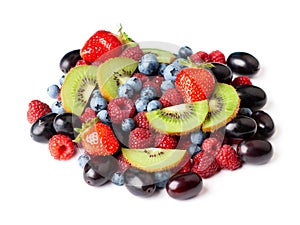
[27,26,275,200]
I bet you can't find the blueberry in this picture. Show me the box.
[111,172,125,186]
[47,84,60,99]
[126,77,142,93]
[90,96,107,112]
[138,53,159,75]
[190,130,206,145]
[51,100,65,114]
[187,144,202,156]
[121,118,135,132]
[78,154,91,168]
[154,170,171,189]
[158,63,167,75]
[97,110,111,124]
[92,89,102,97]
[135,97,149,112]
[172,58,188,68]
[160,80,175,93]
[140,86,157,100]
[118,83,135,99]
[147,100,162,112]
[59,75,65,86]
[163,64,181,81]
[178,46,193,59]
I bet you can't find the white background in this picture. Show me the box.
[0,0,298,224]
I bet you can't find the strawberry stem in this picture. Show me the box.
[118,24,136,46]
[73,117,99,143]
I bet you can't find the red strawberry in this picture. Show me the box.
[75,59,90,66]
[208,50,226,64]
[48,134,75,160]
[128,128,153,149]
[120,44,144,61]
[80,121,119,156]
[216,144,241,170]
[191,151,221,178]
[159,88,183,108]
[134,112,150,129]
[190,51,209,63]
[80,30,122,63]
[107,97,136,124]
[231,76,252,88]
[27,100,52,124]
[175,68,216,103]
[154,133,178,149]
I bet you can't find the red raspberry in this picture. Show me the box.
[154,133,178,149]
[48,134,75,160]
[190,51,209,63]
[143,81,161,96]
[209,129,227,144]
[120,45,144,61]
[133,73,150,84]
[208,50,226,64]
[231,76,252,88]
[159,88,183,108]
[152,75,165,86]
[177,135,192,150]
[76,59,90,66]
[201,137,222,157]
[107,97,136,124]
[134,112,150,129]
[80,107,96,123]
[192,151,221,178]
[117,153,131,172]
[178,153,192,173]
[128,128,154,149]
[216,144,242,170]
[27,99,52,124]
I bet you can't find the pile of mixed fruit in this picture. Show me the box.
[27,26,275,200]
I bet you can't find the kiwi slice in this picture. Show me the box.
[142,48,176,64]
[97,57,138,101]
[146,100,208,135]
[122,148,187,172]
[202,83,240,132]
[61,65,98,116]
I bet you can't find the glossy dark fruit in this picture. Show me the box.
[59,49,82,73]
[53,113,82,139]
[237,139,273,164]
[225,116,257,141]
[166,172,203,200]
[236,85,267,110]
[210,62,233,84]
[83,155,118,187]
[226,52,260,75]
[30,113,57,143]
[124,167,156,197]
[251,110,275,139]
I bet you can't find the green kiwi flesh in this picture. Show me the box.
[142,48,176,64]
[61,65,98,116]
[122,148,187,172]
[146,100,208,135]
[202,83,240,132]
[97,57,138,101]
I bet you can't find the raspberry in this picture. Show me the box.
[27,99,52,124]
[190,51,209,63]
[201,138,221,157]
[134,112,150,129]
[159,88,183,108]
[142,81,161,96]
[216,144,242,170]
[117,153,131,172]
[48,134,75,160]
[107,97,136,124]
[208,50,226,64]
[192,151,221,178]
[231,76,252,88]
[177,135,192,150]
[178,153,192,173]
[76,59,90,66]
[133,73,150,84]
[154,133,178,149]
[128,128,153,149]
[152,75,165,86]
[120,45,144,61]
[80,107,97,123]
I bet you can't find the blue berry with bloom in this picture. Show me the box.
[90,95,107,112]
[172,58,188,68]
[190,130,206,145]
[121,118,136,132]
[178,46,193,59]
[59,75,65,86]
[118,83,135,99]
[158,63,167,75]
[188,144,202,157]
[111,172,125,186]
[51,100,65,114]
[154,170,171,189]
[47,84,60,99]
[160,80,175,93]
[135,97,149,112]
[97,109,111,124]
[163,64,181,81]
[126,77,142,93]
[140,86,157,100]
[138,53,159,75]
[147,100,162,112]
[78,154,91,168]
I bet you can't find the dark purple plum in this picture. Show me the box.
[59,49,82,73]
[210,62,233,84]
[236,85,267,110]
[30,113,57,143]
[53,113,82,139]
[251,110,275,139]
[227,52,260,75]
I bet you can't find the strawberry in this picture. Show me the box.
[128,128,153,149]
[191,151,221,178]
[79,121,119,156]
[231,76,252,88]
[48,134,75,160]
[208,50,226,64]
[190,51,209,63]
[154,133,178,149]
[80,30,122,63]
[27,99,51,124]
[175,67,216,103]
[216,144,241,170]
[159,88,183,108]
